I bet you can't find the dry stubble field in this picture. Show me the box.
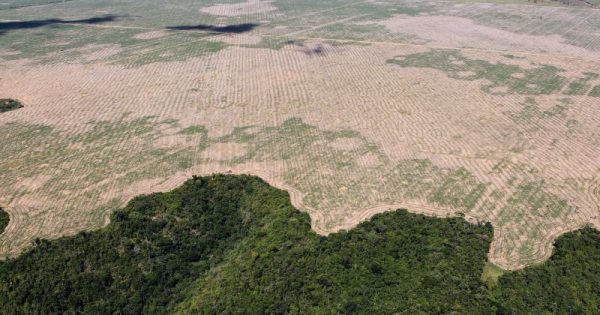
[1,0,600,270]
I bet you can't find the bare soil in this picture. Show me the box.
[200,0,277,17]
[378,15,598,59]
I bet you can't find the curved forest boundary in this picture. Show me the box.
[0,208,8,235]
[0,174,598,313]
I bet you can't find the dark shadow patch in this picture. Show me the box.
[0,207,8,235]
[284,40,300,46]
[0,98,24,113]
[0,15,126,35]
[166,23,258,34]
[302,44,327,57]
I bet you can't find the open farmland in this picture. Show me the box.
[1,0,600,270]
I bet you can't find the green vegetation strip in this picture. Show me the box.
[492,227,600,313]
[0,175,599,314]
[0,99,23,113]
[564,72,598,96]
[387,49,566,95]
[589,85,600,97]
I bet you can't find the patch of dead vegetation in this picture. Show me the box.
[329,137,363,151]
[511,72,526,79]
[0,50,21,56]
[77,44,123,62]
[202,142,247,161]
[457,70,476,78]
[211,34,263,45]
[377,14,597,58]
[153,135,200,150]
[42,40,72,47]
[490,85,510,94]
[355,152,381,167]
[16,175,52,192]
[200,0,277,17]
[133,31,168,40]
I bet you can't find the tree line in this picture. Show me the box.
[0,175,598,314]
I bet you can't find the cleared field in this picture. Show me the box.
[1,0,599,270]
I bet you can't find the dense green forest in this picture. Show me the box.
[0,207,8,234]
[0,175,599,314]
[0,99,23,113]
[493,227,600,313]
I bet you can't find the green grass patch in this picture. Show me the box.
[0,117,204,251]
[482,262,506,288]
[306,22,391,41]
[244,36,304,50]
[387,49,567,95]
[427,167,487,210]
[0,0,76,9]
[507,97,570,124]
[589,85,600,97]
[497,180,574,223]
[563,72,598,95]
[178,125,207,135]
[0,24,227,66]
[216,118,487,213]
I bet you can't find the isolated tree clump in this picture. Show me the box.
[0,208,8,234]
[0,99,24,113]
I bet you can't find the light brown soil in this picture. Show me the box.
[1,5,600,270]
[329,137,363,151]
[355,152,381,168]
[133,31,168,40]
[77,44,123,62]
[202,142,248,161]
[490,86,510,93]
[457,70,476,78]
[153,135,201,150]
[511,72,526,79]
[212,34,264,45]
[200,0,277,17]
[16,175,52,192]
[378,14,598,58]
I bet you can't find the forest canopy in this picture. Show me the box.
[0,99,23,113]
[0,208,8,235]
[0,175,598,314]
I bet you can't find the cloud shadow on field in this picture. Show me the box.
[166,23,258,34]
[302,44,327,57]
[0,15,126,35]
